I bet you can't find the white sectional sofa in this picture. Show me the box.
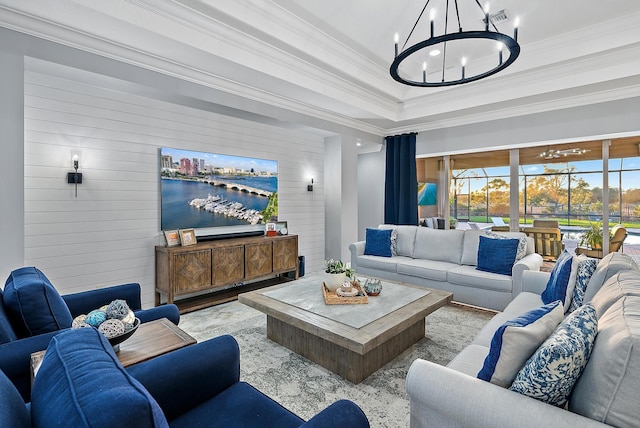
[406,252,640,428]
[349,225,543,311]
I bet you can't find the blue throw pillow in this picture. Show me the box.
[541,252,574,309]
[568,256,598,313]
[478,300,564,388]
[31,328,168,428]
[510,304,598,407]
[476,236,519,276]
[364,228,393,257]
[0,288,18,344]
[485,231,528,262]
[3,267,73,337]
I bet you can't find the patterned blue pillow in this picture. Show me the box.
[509,304,598,407]
[364,228,393,257]
[568,256,598,313]
[478,300,564,388]
[476,236,519,276]
[541,251,574,309]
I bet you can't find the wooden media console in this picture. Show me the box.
[155,234,298,312]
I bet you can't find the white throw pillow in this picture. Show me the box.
[477,301,564,388]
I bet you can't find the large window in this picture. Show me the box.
[449,155,640,227]
[450,167,509,223]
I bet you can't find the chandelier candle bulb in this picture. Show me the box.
[394,32,399,57]
[461,57,467,79]
[422,61,427,82]
[514,17,520,41]
[484,3,490,31]
[430,9,435,37]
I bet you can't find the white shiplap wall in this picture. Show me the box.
[24,70,325,308]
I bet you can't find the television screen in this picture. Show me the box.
[160,147,278,236]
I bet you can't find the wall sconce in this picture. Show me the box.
[307,178,314,192]
[67,153,83,197]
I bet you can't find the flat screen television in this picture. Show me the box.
[160,147,278,238]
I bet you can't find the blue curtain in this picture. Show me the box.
[384,133,418,225]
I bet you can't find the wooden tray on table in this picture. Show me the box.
[322,281,368,305]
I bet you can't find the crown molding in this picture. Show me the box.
[388,78,640,135]
[0,1,390,134]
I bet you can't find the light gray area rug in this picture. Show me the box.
[179,301,494,428]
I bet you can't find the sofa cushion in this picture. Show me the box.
[413,228,464,264]
[396,259,456,282]
[541,252,574,310]
[473,292,546,347]
[476,236,519,276]
[356,255,403,271]
[570,296,640,427]
[31,328,168,428]
[169,381,304,428]
[446,344,489,377]
[0,369,30,428]
[568,256,599,313]
[590,270,640,318]
[3,267,73,337]
[477,300,564,388]
[509,304,598,407]
[584,252,639,304]
[364,228,393,257]
[379,225,416,257]
[447,265,513,293]
[460,230,486,266]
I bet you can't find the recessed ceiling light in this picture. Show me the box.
[429,49,441,56]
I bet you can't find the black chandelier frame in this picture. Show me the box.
[390,0,520,87]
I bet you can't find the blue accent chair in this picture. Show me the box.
[0,328,370,428]
[0,266,180,402]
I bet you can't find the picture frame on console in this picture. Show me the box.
[275,221,288,235]
[265,222,277,237]
[163,230,180,247]
[179,229,197,246]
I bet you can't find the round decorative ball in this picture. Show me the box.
[121,310,135,325]
[106,299,131,321]
[98,319,125,339]
[123,321,136,333]
[72,314,87,329]
[85,310,107,327]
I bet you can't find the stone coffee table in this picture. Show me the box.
[238,274,452,383]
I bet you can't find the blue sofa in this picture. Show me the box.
[0,328,370,428]
[0,266,180,401]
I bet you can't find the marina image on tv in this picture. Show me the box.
[161,147,278,230]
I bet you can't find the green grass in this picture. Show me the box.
[466,216,640,229]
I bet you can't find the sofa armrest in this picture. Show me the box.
[63,283,143,316]
[349,241,366,272]
[406,359,608,428]
[0,330,64,401]
[522,270,551,295]
[127,334,240,421]
[134,305,180,325]
[511,253,542,296]
[300,399,369,428]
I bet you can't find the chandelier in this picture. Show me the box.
[539,148,591,160]
[390,0,520,87]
